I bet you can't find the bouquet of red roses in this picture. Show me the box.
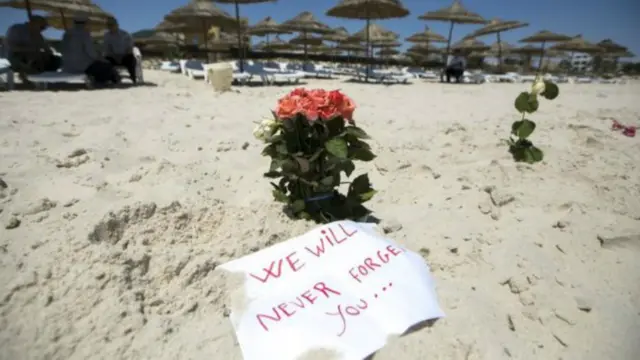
[254,88,377,223]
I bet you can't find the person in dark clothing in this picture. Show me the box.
[445,49,466,83]
[5,15,61,79]
[103,17,137,83]
[61,15,120,86]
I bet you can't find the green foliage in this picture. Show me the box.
[508,80,560,164]
[261,114,377,224]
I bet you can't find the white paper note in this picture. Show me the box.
[220,220,445,360]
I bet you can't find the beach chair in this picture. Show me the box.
[247,62,303,84]
[353,68,389,83]
[0,58,14,91]
[302,63,334,78]
[27,72,92,90]
[184,60,206,79]
[204,62,252,84]
[160,61,181,72]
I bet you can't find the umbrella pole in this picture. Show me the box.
[365,17,370,81]
[443,21,454,81]
[202,20,210,63]
[303,31,308,65]
[234,1,244,72]
[59,10,68,30]
[538,41,546,74]
[496,31,503,73]
[24,0,33,20]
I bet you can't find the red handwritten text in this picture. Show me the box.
[256,282,341,332]
[249,251,306,284]
[305,223,358,257]
[348,245,403,283]
[325,299,369,337]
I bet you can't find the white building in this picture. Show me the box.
[570,52,592,72]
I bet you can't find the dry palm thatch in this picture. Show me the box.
[281,11,333,62]
[462,18,528,71]
[323,26,350,43]
[550,35,603,54]
[326,0,409,76]
[0,0,107,22]
[418,0,486,63]
[451,38,489,52]
[289,34,323,46]
[518,30,571,69]
[406,26,447,43]
[248,16,290,36]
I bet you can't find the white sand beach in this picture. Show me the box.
[1,71,639,360]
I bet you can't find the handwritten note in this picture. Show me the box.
[219,220,445,360]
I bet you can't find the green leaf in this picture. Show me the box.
[514,92,538,114]
[281,159,298,174]
[275,143,288,155]
[263,171,281,178]
[542,81,559,100]
[320,176,334,186]
[290,200,305,212]
[294,157,310,173]
[261,144,276,157]
[272,189,288,203]
[350,148,376,162]
[269,159,282,171]
[359,190,377,202]
[348,174,373,199]
[345,126,370,139]
[325,116,346,137]
[325,138,348,158]
[511,119,536,139]
[526,146,544,163]
[341,160,355,177]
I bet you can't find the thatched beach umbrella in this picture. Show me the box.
[326,0,409,77]
[47,12,110,31]
[462,18,528,71]
[550,35,603,54]
[256,35,292,52]
[406,25,447,44]
[289,34,324,47]
[452,38,489,53]
[418,0,486,65]
[248,16,291,45]
[212,0,275,71]
[281,11,333,63]
[323,26,350,43]
[0,0,111,29]
[165,0,238,61]
[519,30,571,71]
[512,44,562,72]
[377,47,398,56]
[348,22,397,64]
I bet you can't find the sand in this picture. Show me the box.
[1,71,639,360]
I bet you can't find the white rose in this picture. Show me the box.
[252,125,266,141]
[531,77,545,96]
[261,117,277,128]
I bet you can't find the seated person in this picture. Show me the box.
[5,15,61,78]
[445,49,466,83]
[103,17,138,83]
[61,15,120,85]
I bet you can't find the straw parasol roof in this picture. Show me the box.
[326,0,409,77]
[418,0,486,24]
[336,42,366,52]
[323,26,350,42]
[281,11,333,34]
[349,22,397,43]
[452,38,489,52]
[417,0,486,70]
[326,0,409,19]
[372,39,401,48]
[407,43,443,54]
[135,31,181,46]
[289,34,323,46]
[464,18,528,38]
[406,26,447,43]
[164,1,239,31]
[0,0,108,19]
[489,41,515,53]
[248,16,290,36]
[47,12,111,31]
[550,35,604,54]
[597,39,627,53]
[519,30,571,43]
[377,47,399,56]
[256,35,292,51]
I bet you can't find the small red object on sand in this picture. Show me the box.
[611,119,637,137]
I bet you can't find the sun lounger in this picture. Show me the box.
[301,63,334,78]
[247,62,303,84]
[27,71,91,89]
[0,58,14,90]
[160,61,181,72]
[203,62,252,85]
[575,77,593,84]
[184,60,206,79]
[353,68,389,83]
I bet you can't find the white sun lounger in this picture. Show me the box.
[0,58,14,90]
[27,71,92,89]
[160,61,180,72]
